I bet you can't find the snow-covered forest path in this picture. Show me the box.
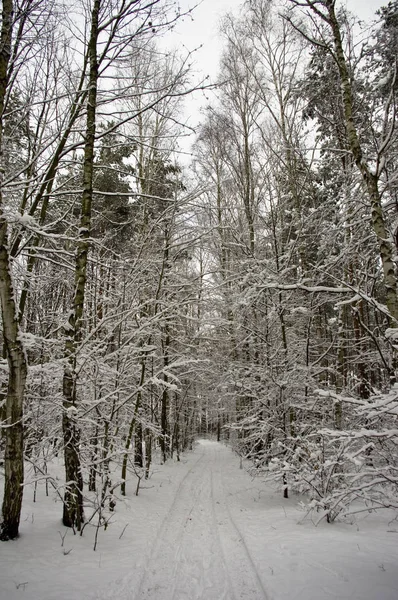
[1,439,398,600]
[92,440,398,600]
[133,439,268,600]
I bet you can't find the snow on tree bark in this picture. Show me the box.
[62,0,100,530]
[0,0,28,541]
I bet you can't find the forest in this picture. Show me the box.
[0,0,398,545]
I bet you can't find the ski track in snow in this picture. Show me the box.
[133,441,269,600]
[2,439,398,600]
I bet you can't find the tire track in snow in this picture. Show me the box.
[96,442,270,600]
[134,444,234,599]
[209,468,238,600]
[212,445,270,600]
[166,459,232,600]
[92,449,208,600]
[133,450,206,600]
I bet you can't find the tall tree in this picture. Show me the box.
[286,0,398,333]
[0,0,28,541]
[61,0,101,530]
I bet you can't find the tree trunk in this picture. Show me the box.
[160,325,170,464]
[121,359,146,496]
[319,1,398,325]
[62,0,100,530]
[145,432,152,479]
[134,421,143,468]
[0,0,28,541]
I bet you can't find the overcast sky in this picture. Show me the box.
[167,0,388,151]
[170,0,387,81]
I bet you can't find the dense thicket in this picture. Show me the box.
[193,0,398,522]
[0,0,397,541]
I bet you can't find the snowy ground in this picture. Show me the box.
[1,439,398,600]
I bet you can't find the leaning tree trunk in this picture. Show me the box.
[326,1,398,326]
[288,0,398,384]
[291,0,398,325]
[0,0,28,541]
[62,0,100,530]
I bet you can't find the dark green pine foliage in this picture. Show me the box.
[376,1,398,94]
[92,123,135,248]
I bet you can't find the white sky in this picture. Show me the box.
[170,0,387,81]
[166,0,388,151]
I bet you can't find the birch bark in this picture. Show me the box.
[0,0,28,541]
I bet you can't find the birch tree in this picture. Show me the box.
[286,0,398,333]
[0,0,37,541]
